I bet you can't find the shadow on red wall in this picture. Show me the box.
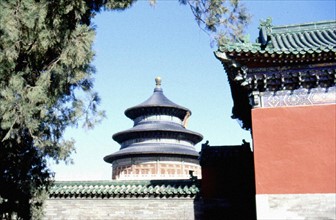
[196,141,256,220]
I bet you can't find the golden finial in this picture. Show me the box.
[155,76,162,87]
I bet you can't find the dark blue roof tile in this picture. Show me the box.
[125,86,190,120]
[112,121,203,144]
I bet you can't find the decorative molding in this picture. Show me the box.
[250,87,336,108]
[247,62,336,74]
[242,67,335,92]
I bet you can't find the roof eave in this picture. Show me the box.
[103,151,200,164]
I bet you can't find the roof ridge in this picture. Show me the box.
[217,19,336,55]
[271,20,336,34]
[49,179,200,198]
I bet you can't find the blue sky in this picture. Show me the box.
[50,0,336,180]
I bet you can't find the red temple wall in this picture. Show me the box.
[252,104,336,194]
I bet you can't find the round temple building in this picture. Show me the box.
[104,77,203,180]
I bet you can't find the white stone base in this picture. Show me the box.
[256,193,336,220]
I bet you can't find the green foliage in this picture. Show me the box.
[180,0,251,46]
[0,0,249,219]
[0,0,133,218]
[0,135,52,220]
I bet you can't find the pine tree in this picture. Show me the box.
[0,0,249,219]
[0,1,132,218]
[182,0,250,45]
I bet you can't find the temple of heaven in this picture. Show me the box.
[104,77,203,180]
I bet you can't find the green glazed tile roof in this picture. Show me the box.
[219,20,336,55]
[48,180,200,199]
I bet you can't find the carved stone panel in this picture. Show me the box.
[251,87,336,108]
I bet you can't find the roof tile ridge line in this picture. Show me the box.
[298,32,318,49]
[271,20,336,33]
[292,33,307,49]
[281,33,294,50]
[310,30,330,47]
[270,35,280,51]
[286,33,301,49]
[316,30,335,46]
[275,34,286,50]
[303,31,322,48]
[326,29,336,42]
[322,29,336,44]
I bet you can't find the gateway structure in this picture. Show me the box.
[104,77,203,180]
[215,19,336,219]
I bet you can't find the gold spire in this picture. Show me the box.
[155,76,162,88]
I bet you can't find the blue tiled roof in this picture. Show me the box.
[104,143,200,162]
[125,87,190,120]
[112,121,203,144]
